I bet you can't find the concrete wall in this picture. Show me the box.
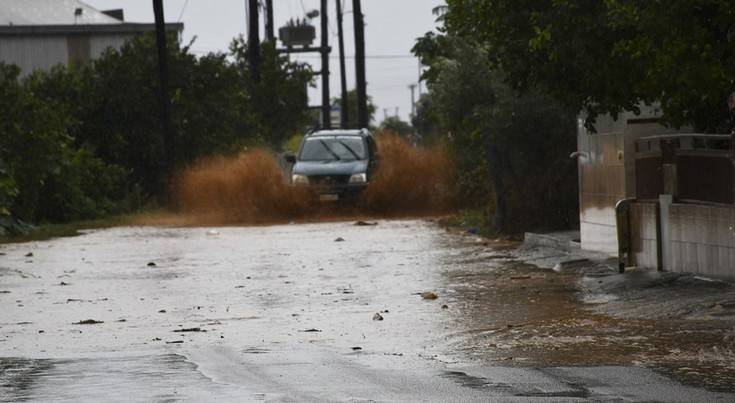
[669,203,735,277]
[630,202,659,269]
[629,201,735,279]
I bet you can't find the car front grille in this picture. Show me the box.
[308,175,351,186]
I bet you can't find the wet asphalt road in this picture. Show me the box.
[1,220,733,402]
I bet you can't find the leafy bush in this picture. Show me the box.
[0,32,314,228]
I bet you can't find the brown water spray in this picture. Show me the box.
[162,134,457,226]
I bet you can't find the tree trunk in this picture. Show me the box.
[486,142,508,233]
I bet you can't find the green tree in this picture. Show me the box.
[230,37,313,148]
[444,0,735,132]
[379,116,414,137]
[411,94,439,141]
[331,89,377,129]
[413,35,578,232]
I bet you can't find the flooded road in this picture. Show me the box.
[1,220,733,402]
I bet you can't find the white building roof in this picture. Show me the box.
[0,0,120,26]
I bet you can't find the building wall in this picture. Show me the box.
[578,130,625,254]
[577,106,687,255]
[0,33,135,76]
[0,36,68,74]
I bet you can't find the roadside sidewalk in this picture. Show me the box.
[517,230,735,322]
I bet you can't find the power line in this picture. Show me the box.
[297,54,415,60]
[177,0,189,22]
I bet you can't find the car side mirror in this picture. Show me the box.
[284,153,296,164]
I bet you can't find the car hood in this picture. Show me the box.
[293,160,368,176]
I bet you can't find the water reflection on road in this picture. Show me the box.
[0,220,732,402]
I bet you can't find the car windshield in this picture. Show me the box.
[299,136,367,161]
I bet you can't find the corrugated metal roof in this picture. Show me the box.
[0,0,121,26]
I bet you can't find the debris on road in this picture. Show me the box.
[334,237,346,242]
[166,340,184,344]
[147,262,157,267]
[354,221,378,226]
[73,319,103,325]
[172,327,203,333]
[0,290,10,294]
[158,309,166,313]
[206,230,220,236]
[25,252,33,257]
[351,346,363,351]
[420,292,438,300]
[59,282,70,286]
[510,275,532,280]
[441,304,449,309]
[373,313,384,321]
[300,328,322,332]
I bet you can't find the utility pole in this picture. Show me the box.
[247,0,260,82]
[409,83,417,119]
[353,0,368,128]
[417,60,423,97]
[265,0,274,41]
[152,0,173,174]
[336,0,348,128]
[320,0,331,129]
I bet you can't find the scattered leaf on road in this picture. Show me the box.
[73,319,103,325]
[373,313,384,321]
[59,282,70,286]
[173,327,202,333]
[334,237,346,242]
[25,252,33,257]
[420,292,438,300]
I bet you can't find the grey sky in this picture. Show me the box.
[84,0,444,124]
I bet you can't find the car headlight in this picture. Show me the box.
[349,173,367,184]
[292,174,309,185]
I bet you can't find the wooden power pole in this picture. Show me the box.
[320,0,331,129]
[336,0,349,128]
[352,0,368,128]
[152,0,173,172]
[247,0,260,82]
[265,0,275,41]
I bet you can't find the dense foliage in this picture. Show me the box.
[444,0,735,132]
[0,34,312,229]
[413,18,579,233]
[379,116,414,137]
[331,89,377,129]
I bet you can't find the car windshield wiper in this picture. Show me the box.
[319,140,341,160]
[337,141,361,160]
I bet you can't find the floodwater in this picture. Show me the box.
[0,220,733,402]
[168,135,457,226]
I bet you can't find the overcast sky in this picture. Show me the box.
[84,0,445,124]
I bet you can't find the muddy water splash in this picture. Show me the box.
[164,135,457,226]
[363,135,457,215]
[171,149,310,225]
